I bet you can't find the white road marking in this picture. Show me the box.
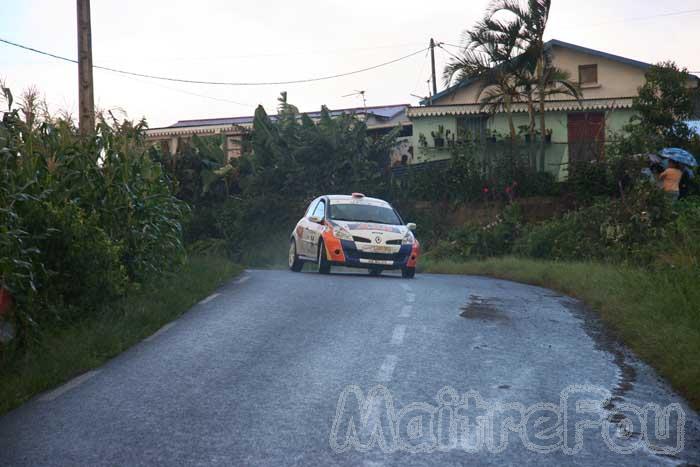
[144,322,176,343]
[391,325,406,345]
[406,293,415,303]
[199,293,221,305]
[400,305,412,318]
[377,355,398,382]
[236,276,250,284]
[39,370,100,402]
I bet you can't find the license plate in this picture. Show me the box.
[360,259,393,265]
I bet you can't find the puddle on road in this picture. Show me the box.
[460,295,510,322]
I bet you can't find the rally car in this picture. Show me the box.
[288,193,419,278]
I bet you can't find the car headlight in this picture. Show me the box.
[402,231,415,245]
[332,225,353,241]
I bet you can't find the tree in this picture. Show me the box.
[445,0,580,147]
[621,61,698,152]
[488,0,580,137]
[444,17,525,141]
[488,0,550,137]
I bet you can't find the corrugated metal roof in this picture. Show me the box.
[407,97,635,118]
[164,104,409,129]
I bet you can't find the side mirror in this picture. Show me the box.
[309,216,324,224]
[407,222,417,231]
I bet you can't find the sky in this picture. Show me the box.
[1,0,699,128]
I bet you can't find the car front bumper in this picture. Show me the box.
[325,239,420,270]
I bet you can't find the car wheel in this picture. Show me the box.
[368,268,382,276]
[401,267,415,279]
[289,239,303,272]
[317,240,331,274]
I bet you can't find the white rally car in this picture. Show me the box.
[288,193,420,278]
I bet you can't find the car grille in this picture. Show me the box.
[356,251,408,262]
[386,239,402,246]
[353,236,371,243]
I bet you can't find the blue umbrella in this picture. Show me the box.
[657,158,695,179]
[659,148,698,167]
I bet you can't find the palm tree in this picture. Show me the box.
[488,0,581,136]
[516,65,581,139]
[444,18,525,142]
[445,1,582,149]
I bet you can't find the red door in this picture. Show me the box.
[567,112,605,163]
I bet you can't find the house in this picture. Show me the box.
[407,39,699,179]
[146,104,413,164]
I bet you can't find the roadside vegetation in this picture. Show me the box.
[0,255,240,415]
[1,87,187,341]
[1,0,698,415]
[0,86,241,414]
[157,92,401,267]
[418,0,700,408]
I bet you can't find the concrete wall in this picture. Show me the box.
[549,45,647,100]
[411,115,458,163]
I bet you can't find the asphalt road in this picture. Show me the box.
[0,269,699,466]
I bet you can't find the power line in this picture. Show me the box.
[413,49,430,94]
[0,37,428,87]
[437,44,462,61]
[112,71,252,107]
[112,42,427,62]
[584,7,700,27]
[440,6,700,46]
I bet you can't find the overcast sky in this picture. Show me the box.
[2,0,699,128]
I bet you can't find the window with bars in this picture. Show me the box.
[456,115,488,141]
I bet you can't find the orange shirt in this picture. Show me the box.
[659,168,682,192]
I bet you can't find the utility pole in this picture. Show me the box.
[77,0,95,135]
[429,38,437,98]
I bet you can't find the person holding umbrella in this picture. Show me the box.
[658,148,698,201]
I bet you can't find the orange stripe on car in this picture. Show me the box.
[322,226,346,262]
[406,241,420,268]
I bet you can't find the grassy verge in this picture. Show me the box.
[0,255,242,416]
[421,257,700,409]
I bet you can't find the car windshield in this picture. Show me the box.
[329,203,401,225]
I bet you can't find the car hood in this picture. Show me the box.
[329,220,408,242]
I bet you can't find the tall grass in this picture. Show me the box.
[1,88,187,339]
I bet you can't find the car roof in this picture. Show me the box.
[325,194,391,206]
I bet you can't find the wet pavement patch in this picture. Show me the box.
[460,295,510,322]
[562,300,638,404]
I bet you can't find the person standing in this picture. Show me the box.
[658,160,683,201]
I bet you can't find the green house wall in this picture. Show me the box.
[410,108,636,180]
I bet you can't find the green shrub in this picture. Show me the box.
[515,184,673,264]
[25,203,127,317]
[0,90,186,341]
[425,204,522,260]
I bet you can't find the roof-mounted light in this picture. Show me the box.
[351,192,365,198]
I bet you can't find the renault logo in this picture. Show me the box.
[374,236,382,244]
